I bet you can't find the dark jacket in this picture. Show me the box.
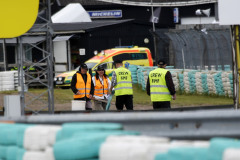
[146,69,176,96]
[71,71,94,101]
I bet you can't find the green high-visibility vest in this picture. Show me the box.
[115,67,133,96]
[149,68,171,102]
[29,66,36,71]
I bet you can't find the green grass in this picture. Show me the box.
[0,85,234,109]
[171,94,233,107]
[53,88,73,103]
[129,85,233,107]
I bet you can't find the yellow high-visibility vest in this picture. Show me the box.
[74,73,91,99]
[115,67,133,96]
[94,76,108,97]
[149,68,171,102]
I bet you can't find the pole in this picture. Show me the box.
[18,37,25,115]
[182,48,186,70]
[47,0,55,114]
[235,25,240,109]
[150,0,158,65]
[3,39,7,71]
[151,0,155,32]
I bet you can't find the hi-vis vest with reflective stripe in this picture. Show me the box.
[74,73,91,99]
[94,76,108,97]
[115,67,133,96]
[149,68,171,102]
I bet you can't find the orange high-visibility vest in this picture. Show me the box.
[94,76,108,97]
[74,73,91,99]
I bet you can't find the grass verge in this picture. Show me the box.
[0,85,233,109]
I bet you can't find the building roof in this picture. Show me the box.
[58,0,217,6]
[28,19,133,34]
[57,0,110,6]
[0,36,45,44]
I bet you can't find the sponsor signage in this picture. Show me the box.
[79,48,85,55]
[173,8,179,23]
[88,10,122,18]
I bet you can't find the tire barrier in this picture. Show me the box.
[0,122,239,160]
[129,65,234,97]
[128,65,138,84]
[0,71,18,91]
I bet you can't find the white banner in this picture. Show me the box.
[219,0,240,25]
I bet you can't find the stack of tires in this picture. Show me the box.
[178,73,185,92]
[155,138,240,160]
[169,69,182,92]
[183,71,190,93]
[22,125,61,160]
[0,122,240,160]
[129,65,138,84]
[137,66,156,90]
[195,72,204,94]
[134,66,234,97]
[0,71,16,91]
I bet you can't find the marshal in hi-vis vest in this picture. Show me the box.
[115,67,133,96]
[94,76,108,97]
[149,68,171,102]
[74,73,91,99]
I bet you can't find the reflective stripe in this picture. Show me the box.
[77,88,90,90]
[117,81,132,84]
[150,85,168,88]
[150,92,170,95]
[95,88,108,91]
[115,87,133,90]
[75,93,90,95]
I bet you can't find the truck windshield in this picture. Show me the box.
[86,63,97,69]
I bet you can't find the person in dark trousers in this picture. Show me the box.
[71,63,94,110]
[110,59,133,110]
[146,59,176,109]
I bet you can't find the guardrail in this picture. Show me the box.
[1,107,239,140]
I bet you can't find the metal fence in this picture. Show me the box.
[156,29,232,70]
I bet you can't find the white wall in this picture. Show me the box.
[181,17,215,25]
[219,0,240,25]
[54,41,67,63]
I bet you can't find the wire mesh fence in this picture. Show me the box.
[156,29,232,70]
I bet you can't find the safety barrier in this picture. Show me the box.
[0,71,18,91]
[129,65,233,97]
[0,122,239,160]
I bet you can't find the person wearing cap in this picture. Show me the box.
[71,63,94,110]
[110,59,133,110]
[146,59,176,109]
[92,65,111,110]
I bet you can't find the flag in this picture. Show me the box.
[149,7,161,23]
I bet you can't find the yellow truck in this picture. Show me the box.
[54,46,153,88]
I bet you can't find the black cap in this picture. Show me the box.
[97,65,105,71]
[158,59,166,65]
[114,59,123,64]
[79,63,88,71]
